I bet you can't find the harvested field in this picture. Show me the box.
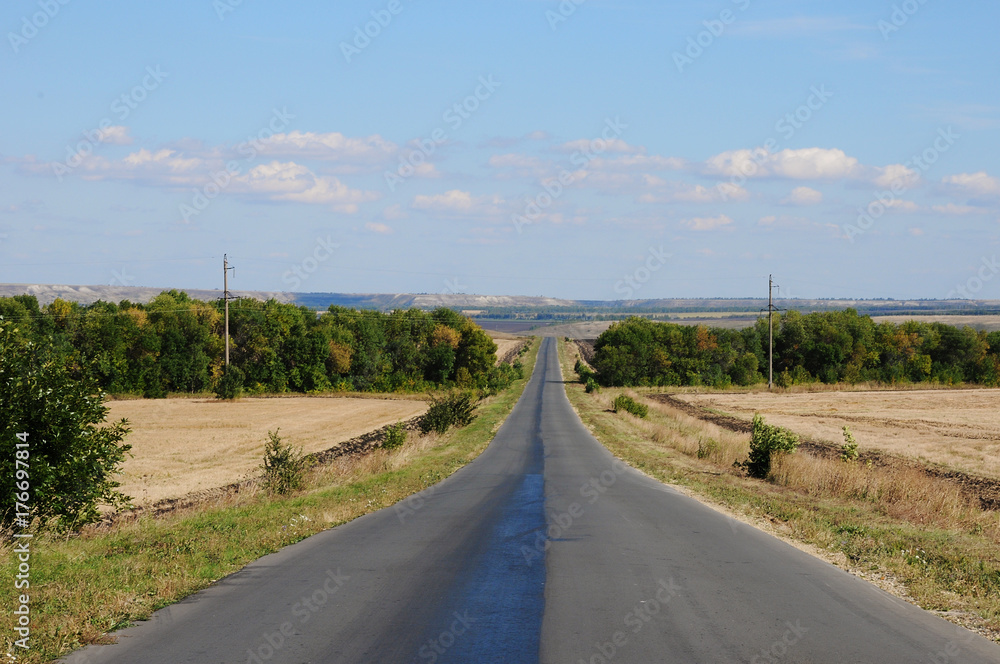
[106,396,428,507]
[489,331,528,365]
[668,390,1000,501]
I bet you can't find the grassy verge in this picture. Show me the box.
[557,339,1000,641]
[1,339,539,664]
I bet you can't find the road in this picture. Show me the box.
[64,337,1000,663]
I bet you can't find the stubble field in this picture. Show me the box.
[106,396,428,507]
[674,389,1000,480]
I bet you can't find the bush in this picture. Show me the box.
[214,364,244,400]
[697,438,719,459]
[260,430,307,494]
[585,377,599,393]
[383,422,407,450]
[0,322,132,530]
[612,395,648,419]
[420,391,477,435]
[737,414,800,479]
[840,425,859,462]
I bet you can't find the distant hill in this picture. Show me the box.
[1,283,999,317]
[0,283,294,306]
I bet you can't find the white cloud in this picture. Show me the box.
[885,199,920,212]
[704,147,862,180]
[556,137,642,155]
[932,203,988,215]
[365,222,393,234]
[873,163,920,189]
[943,172,1000,198]
[411,189,505,217]
[586,154,687,172]
[681,214,733,231]
[382,204,408,220]
[638,178,749,204]
[488,153,550,178]
[780,186,823,205]
[99,125,133,145]
[256,131,396,170]
[243,161,379,212]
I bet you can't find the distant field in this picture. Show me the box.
[870,315,1000,331]
[522,314,1000,339]
[490,333,526,364]
[674,389,1000,480]
[107,396,428,507]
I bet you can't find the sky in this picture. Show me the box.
[1,0,999,301]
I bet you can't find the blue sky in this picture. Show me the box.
[2,0,998,301]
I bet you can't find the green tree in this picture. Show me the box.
[0,321,132,529]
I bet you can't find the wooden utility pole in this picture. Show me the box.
[766,274,779,389]
[224,255,235,366]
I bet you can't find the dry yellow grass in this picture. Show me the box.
[676,389,1000,479]
[492,338,524,362]
[106,396,428,506]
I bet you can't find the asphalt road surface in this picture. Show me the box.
[64,337,1000,663]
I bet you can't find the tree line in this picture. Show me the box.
[0,292,510,397]
[591,310,1000,388]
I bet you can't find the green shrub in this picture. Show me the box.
[383,422,407,450]
[420,391,477,435]
[585,377,599,393]
[0,322,132,530]
[737,414,800,479]
[214,365,244,400]
[697,438,719,459]
[612,395,648,419]
[840,425,859,462]
[260,430,308,495]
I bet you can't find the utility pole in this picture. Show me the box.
[224,254,235,366]
[764,274,780,390]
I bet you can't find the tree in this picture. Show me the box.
[0,321,131,529]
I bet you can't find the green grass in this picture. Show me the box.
[1,339,540,663]
[556,339,1000,641]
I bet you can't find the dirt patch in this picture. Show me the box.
[574,340,596,365]
[495,338,529,365]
